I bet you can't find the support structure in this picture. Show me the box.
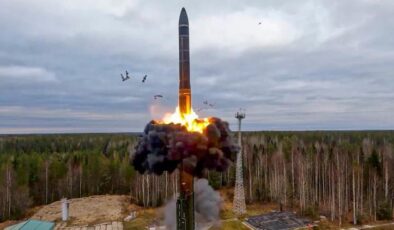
[233,111,247,216]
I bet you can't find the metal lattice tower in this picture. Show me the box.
[233,111,246,215]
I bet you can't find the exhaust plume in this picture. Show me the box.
[164,178,222,230]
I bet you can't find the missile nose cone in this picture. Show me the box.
[179,7,189,25]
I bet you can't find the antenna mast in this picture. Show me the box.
[233,111,247,215]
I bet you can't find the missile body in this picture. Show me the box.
[177,8,195,230]
[179,7,191,115]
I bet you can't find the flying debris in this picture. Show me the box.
[203,100,216,108]
[142,75,148,83]
[121,74,129,81]
[203,100,215,107]
[154,95,163,100]
[198,100,216,111]
[121,71,130,81]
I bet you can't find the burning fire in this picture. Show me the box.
[160,106,210,133]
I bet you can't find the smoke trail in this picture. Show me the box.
[164,178,222,230]
[132,117,239,176]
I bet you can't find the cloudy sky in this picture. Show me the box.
[0,0,393,134]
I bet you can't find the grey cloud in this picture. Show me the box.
[0,65,57,82]
[0,0,393,133]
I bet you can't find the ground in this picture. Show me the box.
[1,193,393,230]
[32,195,129,226]
[123,208,159,230]
[209,220,249,230]
[0,220,18,230]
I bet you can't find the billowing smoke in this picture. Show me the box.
[132,117,239,177]
[164,178,222,230]
[132,117,237,228]
[194,179,222,223]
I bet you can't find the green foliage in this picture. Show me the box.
[1,131,394,224]
[208,171,222,190]
[368,149,382,175]
[303,205,319,219]
[377,202,393,220]
[0,133,138,222]
[356,213,365,225]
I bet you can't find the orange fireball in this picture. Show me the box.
[159,107,210,133]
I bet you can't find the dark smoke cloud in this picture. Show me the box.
[132,117,239,176]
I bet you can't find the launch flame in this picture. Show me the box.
[159,106,210,133]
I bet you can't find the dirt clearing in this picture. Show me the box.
[31,195,129,226]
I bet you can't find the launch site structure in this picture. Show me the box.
[176,7,195,230]
[233,112,247,215]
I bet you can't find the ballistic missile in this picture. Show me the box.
[179,7,191,115]
[177,8,195,230]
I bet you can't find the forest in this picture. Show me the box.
[0,131,393,226]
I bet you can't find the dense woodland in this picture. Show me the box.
[241,131,394,225]
[0,131,393,226]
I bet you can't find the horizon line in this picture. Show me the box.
[1,129,394,136]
